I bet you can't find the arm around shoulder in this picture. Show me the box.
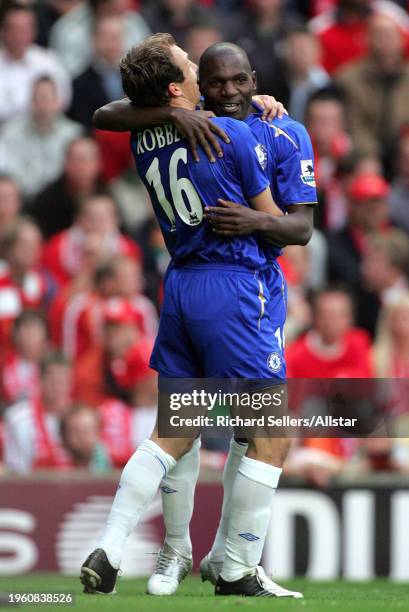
[92,99,174,132]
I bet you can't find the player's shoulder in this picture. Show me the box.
[247,112,309,153]
[271,115,311,149]
[211,116,255,139]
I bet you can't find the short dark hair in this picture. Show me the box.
[40,351,71,377]
[32,75,57,91]
[120,33,184,106]
[13,310,48,334]
[60,403,100,442]
[306,85,346,112]
[75,192,116,222]
[0,172,17,185]
[0,2,32,26]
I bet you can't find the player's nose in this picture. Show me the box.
[221,81,238,97]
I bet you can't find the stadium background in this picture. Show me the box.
[1,0,409,586]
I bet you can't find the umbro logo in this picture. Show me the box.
[161,485,178,494]
[238,532,260,541]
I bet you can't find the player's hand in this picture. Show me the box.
[170,108,230,163]
[252,95,288,121]
[204,199,262,235]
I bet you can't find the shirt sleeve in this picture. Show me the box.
[270,122,318,207]
[225,119,270,198]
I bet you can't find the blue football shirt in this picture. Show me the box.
[245,111,318,259]
[131,117,270,269]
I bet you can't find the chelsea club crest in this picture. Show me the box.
[267,352,282,372]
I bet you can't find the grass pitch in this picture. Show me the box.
[1,574,408,612]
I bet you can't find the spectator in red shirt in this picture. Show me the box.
[1,311,49,405]
[58,254,157,359]
[42,193,141,288]
[74,298,155,407]
[0,217,49,349]
[3,352,73,472]
[286,286,373,379]
[285,286,373,485]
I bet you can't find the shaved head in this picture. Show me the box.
[199,42,252,78]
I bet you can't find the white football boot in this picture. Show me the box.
[146,542,192,595]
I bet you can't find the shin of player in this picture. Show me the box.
[218,436,290,584]
[80,430,194,593]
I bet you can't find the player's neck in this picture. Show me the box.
[169,98,196,112]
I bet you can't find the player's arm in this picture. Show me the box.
[249,187,283,216]
[93,96,286,129]
[93,99,229,162]
[206,199,313,245]
[205,188,283,235]
[255,204,314,246]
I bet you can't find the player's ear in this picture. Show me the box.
[251,70,257,91]
[168,81,182,98]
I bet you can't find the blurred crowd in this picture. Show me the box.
[1,0,409,484]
